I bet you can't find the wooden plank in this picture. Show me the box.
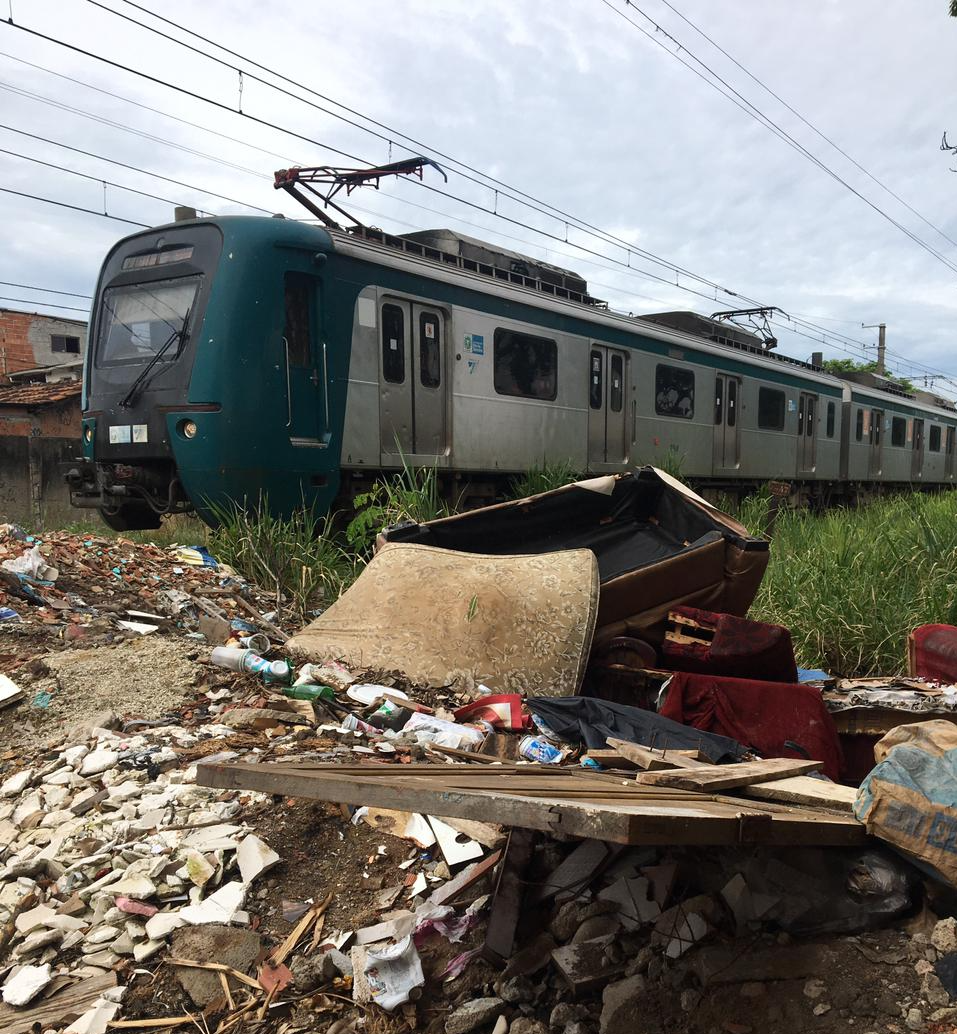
[482,828,535,966]
[637,758,823,792]
[0,973,116,1034]
[741,776,859,812]
[584,748,703,770]
[606,737,710,771]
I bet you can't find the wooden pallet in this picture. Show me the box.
[197,761,866,847]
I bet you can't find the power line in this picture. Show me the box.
[0,294,89,312]
[656,0,957,253]
[0,123,274,213]
[5,13,952,382]
[0,186,148,226]
[596,0,957,278]
[0,281,91,298]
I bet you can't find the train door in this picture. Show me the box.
[712,374,741,471]
[283,272,325,446]
[868,408,883,476]
[947,427,956,480]
[587,345,628,466]
[797,392,817,473]
[912,418,925,479]
[378,299,448,458]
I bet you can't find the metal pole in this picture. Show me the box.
[877,323,886,375]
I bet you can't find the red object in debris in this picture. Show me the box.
[257,961,293,994]
[114,896,158,917]
[453,694,528,731]
[660,672,842,781]
[909,624,957,683]
[662,606,798,683]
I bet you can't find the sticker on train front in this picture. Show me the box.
[132,424,149,443]
[109,425,132,444]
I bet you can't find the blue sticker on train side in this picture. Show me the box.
[471,334,485,356]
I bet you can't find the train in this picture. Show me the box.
[67,213,957,529]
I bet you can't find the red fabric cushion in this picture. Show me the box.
[910,624,957,684]
[659,671,843,781]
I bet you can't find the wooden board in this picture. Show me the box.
[741,775,859,812]
[0,972,116,1034]
[637,758,824,792]
[606,737,710,770]
[197,760,864,847]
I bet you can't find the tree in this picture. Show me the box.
[822,358,914,393]
[951,0,956,15]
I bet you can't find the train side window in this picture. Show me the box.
[655,365,694,419]
[381,303,405,384]
[855,408,864,442]
[589,351,602,410]
[891,417,906,447]
[493,329,557,400]
[419,312,440,389]
[283,273,312,367]
[826,401,835,438]
[948,427,956,455]
[610,355,624,413]
[930,425,942,452]
[757,388,785,431]
[727,378,737,427]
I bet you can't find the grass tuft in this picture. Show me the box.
[208,498,360,618]
[508,460,583,500]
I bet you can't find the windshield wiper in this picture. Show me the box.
[119,306,191,409]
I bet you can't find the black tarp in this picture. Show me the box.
[529,695,746,764]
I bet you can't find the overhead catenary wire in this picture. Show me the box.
[3,12,954,386]
[0,185,148,226]
[0,281,91,298]
[596,0,957,278]
[655,0,957,252]
[0,294,89,312]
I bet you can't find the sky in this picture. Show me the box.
[1,0,956,390]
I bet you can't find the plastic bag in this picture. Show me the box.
[1,544,58,582]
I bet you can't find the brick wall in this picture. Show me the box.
[0,309,88,379]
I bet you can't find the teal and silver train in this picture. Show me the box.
[69,214,957,529]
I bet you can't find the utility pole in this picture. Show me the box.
[862,322,887,375]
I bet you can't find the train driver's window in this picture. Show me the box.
[493,329,557,400]
[826,401,835,438]
[381,304,405,384]
[283,273,312,367]
[654,365,694,419]
[757,388,785,431]
[930,425,942,452]
[891,417,906,447]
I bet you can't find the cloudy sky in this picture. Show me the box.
[2,0,956,389]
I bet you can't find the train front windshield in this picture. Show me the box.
[97,277,199,368]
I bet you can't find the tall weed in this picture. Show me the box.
[750,491,957,676]
[508,460,583,500]
[209,499,359,618]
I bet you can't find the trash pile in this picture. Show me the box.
[4,474,957,1033]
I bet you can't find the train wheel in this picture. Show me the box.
[99,504,163,531]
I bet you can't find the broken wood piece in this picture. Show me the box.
[741,775,858,812]
[165,957,263,991]
[606,737,710,771]
[232,595,289,643]
[0,972,116,1034]
[428,849,504,907]
[637,758,824,792]
[439,816,506,849]
[269,892,332,965]
[107,1019,196,1029]
[482,828,535,966]
[219,971,235,1011]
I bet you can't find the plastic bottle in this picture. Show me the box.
[282,684,336,702]
[238,634,270,654]
[210,646,291,684]
[519,735,566,765]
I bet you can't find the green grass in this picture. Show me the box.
[60,515,208,549]
[507,460,583,499]
[746,491,957,677]
[208,500,360,618]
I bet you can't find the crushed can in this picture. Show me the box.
[519,735,566,765]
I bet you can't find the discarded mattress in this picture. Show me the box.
[528,695,746,764]
[379,467,769,645]
[660,672,843,781]
[855,720,957,888]
[286,542,599,693]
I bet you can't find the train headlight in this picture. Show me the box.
[83,426,93,444]
[182,420,198,439]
